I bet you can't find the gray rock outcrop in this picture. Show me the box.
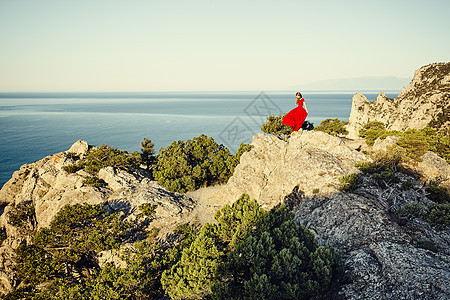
[288,169,450,299]
[0,141,195,295]
[188,130,368,212]
[347,62,450,138]
[189,130,450,299]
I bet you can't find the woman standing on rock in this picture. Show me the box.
[282,92,308,132]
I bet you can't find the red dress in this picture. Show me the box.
[282,98,308,131]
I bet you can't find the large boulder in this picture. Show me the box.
[188,130,368,211]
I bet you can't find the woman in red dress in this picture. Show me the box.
[282,92,308,131]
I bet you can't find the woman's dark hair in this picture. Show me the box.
[296,92,302,97]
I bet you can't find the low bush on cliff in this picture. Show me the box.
[7,201,36,232]
[356,148,405,185]
[81,176,104,188]
[426,182,450,204]
[211,204,341,300]
[141,137,157,171]
[161,194,340,300]
[314,118,349,136]
[261,114,293,140]
[261,114,313,140]
[161,194,266,299]
[153,134,252,193]
[338,173,360,192]
[358,121,401,146]
[62,144,141,175]
[5,203,148,299]
[397,127,450,163]
[339,148,405,192]
[359,122,450,163]
[396,202,450,231]
[5,195,341,299]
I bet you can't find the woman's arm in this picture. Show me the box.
[303,102,309,114]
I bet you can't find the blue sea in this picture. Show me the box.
[0,91,399,188]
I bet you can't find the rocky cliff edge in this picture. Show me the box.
[347,62,450,139]
[1,130,449,299]
[190,130,450,299]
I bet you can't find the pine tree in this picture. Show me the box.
[153,134,251,193]
[261,114,293,140]
[141,138,156,171]
[161,224,223,299]
[212,205,340,300]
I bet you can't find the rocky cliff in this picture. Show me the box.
[347,62,450,139]
[189,131,450,299]
[0,141,196,294]
[0,131,449,299]
[1,63,450,298]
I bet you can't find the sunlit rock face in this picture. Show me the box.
[347,62,450,139]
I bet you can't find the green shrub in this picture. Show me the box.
[427,131,450,163]
[396,128,450,163]
[395,202,424,219]
[338,173,360,192]
[55,224,191,300]
[139,203,157,218]
[211,204,340,300]
[81,176,103,188]
[161,194,265,299]
[153,134,251,193]
[4,203,151,298]
[34,203,136,252]
[141,137,157,171]
[214,194,266,249]
[401,178,414,190]
[61,164,82,173]
[161,196,341,300]
[425,203,450,230]
[356,148,405,185]
[425,182,450,204]
[360,125,450,164]
[56,239,168,300]
[2,286,52,300]
[396,130,429,161]
[13,242,63,286]
[314,118,349,136]
[359,121,389,145]
[7,201,36,231]
[67,144,141,175]
[261,114,293,139]
[162,223,223,300]
[395,202,450,230]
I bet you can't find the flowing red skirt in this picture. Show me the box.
[282,106,308,131]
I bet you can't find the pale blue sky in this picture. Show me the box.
[0,0,449,91]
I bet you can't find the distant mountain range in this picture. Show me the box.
[288,76,411,91]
